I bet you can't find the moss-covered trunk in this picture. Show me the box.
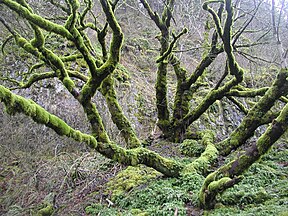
[101,75,141,148]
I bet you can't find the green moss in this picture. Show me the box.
[16,36,39,56]
[187,143,218,174]
[180,139,205,157]
[78,133,96,148]
[208,177,232,192]
[182,131,218,175]
[37,204,54,216]
[34,104,50,124]
[30,27,45,48]
[41,48,66,72]
[71,130,83,142]
[106,165,161,200]
[63,77,76,92]
[15,96,34,115]
[70,0,80,10]
[48,114,71,136]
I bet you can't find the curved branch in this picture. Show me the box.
[227,96,249,114]
[202,1,224,39]
[218,68,288,156]
[1,0,73,40]
[200,97,288,208]
[156,28,188,63]
[1,35,13,54]
[182,131,218,175]
[225,87,269,97]
[0,85,183,177]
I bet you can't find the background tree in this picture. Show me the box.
[0,0,287,212]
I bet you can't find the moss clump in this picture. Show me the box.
[37,204,54,216]
[208,177,232,192]
[106,165,161,200]
[63,77,76,92]
[180,139,205,157]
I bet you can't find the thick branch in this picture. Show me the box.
[101,76,141,148]
[0,84,97,148]
[0,85,183,177]
[200,97,288,209]
[182,131,219,175]
[218,68,288,155]
[225,86,269,97]
[80,0,124,102]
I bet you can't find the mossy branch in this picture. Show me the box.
[1,0,73,40]
[99,0,123,65]
[0,85,97,149]
[65,0,80,30]
[161,0,175,28]
[218,68,288,156]
[15,35,41,57]
[225,87,269,97]
[100,76,141,148]
[200,95,288,208]
[9,70,88,90]
[27,55,82,74]
[186,48,223,87]
[202,1,224,39]
[0,85,183,177]
[156,28,188,63]
[80,0,123,102]
[38,47,79,97]
[178,77,241,136]
[199,174,242,209]
[79,0,92,27]
[227,96,249,114]
[182,131,219,175]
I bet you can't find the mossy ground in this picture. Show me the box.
[85,141,288,216]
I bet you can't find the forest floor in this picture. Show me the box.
[0,136,287,216]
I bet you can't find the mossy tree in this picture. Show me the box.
[0,0,287,210]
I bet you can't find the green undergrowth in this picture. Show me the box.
[208,142,288,216]
[86,141,288,215]
[105,165,162,200]
[86,172,204,215]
